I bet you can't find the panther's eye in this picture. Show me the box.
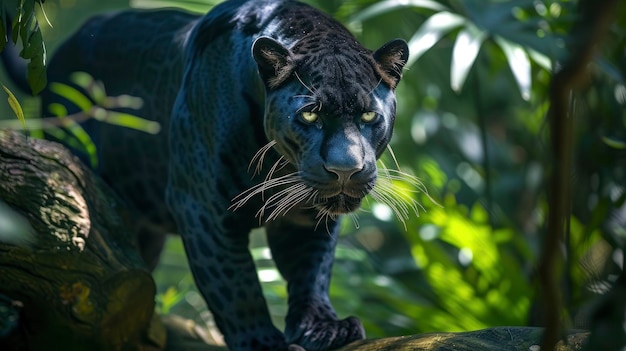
[301,112,319,123]
[361,111,378,123]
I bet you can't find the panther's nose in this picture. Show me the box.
[324,164,363,183]
[324,125,365,183]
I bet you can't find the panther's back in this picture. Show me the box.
[42,9,199,230]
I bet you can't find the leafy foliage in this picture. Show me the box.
[349,0,569,100]
[1,0,47,94]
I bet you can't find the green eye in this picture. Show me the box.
[301,112,319,123]
[361,111,377,123]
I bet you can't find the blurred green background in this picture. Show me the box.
[1,0,625,345]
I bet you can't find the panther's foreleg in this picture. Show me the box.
[167,176,291,351]
[167,97,288,351]
[266,218,365,351]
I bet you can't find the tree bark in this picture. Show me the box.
[0,130,163,350]
[164,318,589,351]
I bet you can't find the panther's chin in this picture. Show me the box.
[317,194,363,215]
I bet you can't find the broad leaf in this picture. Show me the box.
[494,36,531,100]
[450,24,486,93]
[406,12,466,68]
[527,48,552,72]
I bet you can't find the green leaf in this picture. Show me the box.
[12,0,47,94]
[27,55,47,95]
[49,82,93,112]
[602,136,626,149]
[93,108,161,135]
[349,0,448,24]
[157,286,187,314]
[494,36,531,100]
[405,12,466,68]
[10,15,19,44]
[1,83,26,129]
[38,0,53,28]
[131,0,217,13]
[48,102,68,117]
[527,48,552,72]
[17,5,35,57]
[59,116,99,168]
[21,22,39,59]
[70,72,95,87]
[450,24,486,93]
[70,72,107,104]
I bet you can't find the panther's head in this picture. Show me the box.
[246,35,409,219]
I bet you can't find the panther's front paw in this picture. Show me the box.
[287,316,365,351]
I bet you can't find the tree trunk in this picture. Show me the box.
[0,130,162,350]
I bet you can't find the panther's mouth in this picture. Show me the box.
[310,177,375,215]
[316,193,363,215]
[232,140,428,225]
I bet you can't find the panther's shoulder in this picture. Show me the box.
[187,0,284,57]
[187,0,343,57]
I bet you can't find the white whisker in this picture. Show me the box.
[313,206,338,235]
[386,144,402,172]
[368,159,437,229]
[229,172,300,211]
[258,156,289,201]
[265,156,287,183]
[349,212,360,229]
[295,101,318,115]
[263,183,312,221]
[294,71,317,96]
[370,186,410,220]
[248,140,277,176]
[316,212,329,234]
[293,94,316,100]
[367,77,384,98]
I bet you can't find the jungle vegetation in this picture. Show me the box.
[1,0,625,349]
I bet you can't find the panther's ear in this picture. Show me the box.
[373,39,409,90]
[252,36,296,90]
